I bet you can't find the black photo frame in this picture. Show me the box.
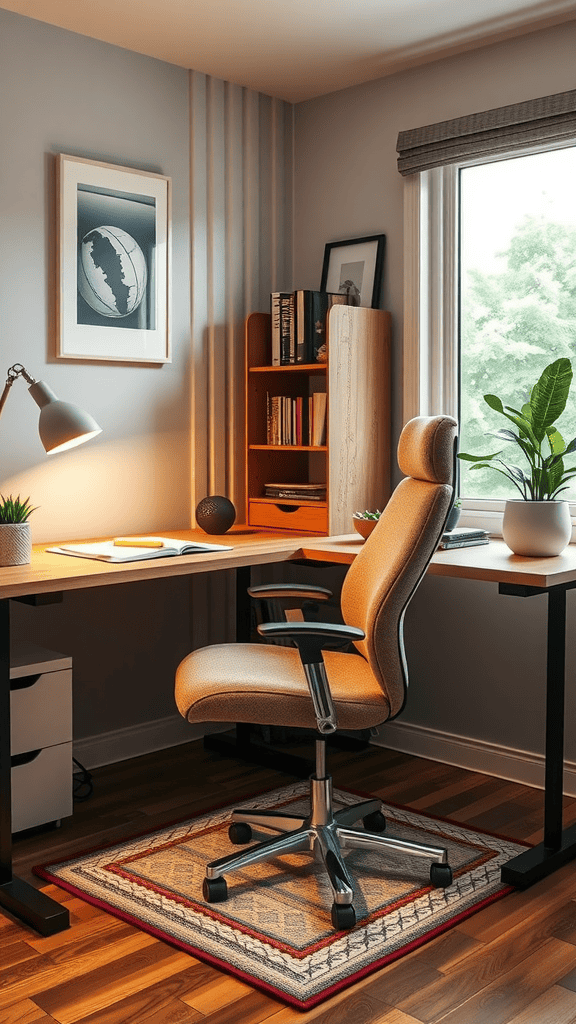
[320,234,386,308]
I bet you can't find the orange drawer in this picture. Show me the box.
[249,500,328,534]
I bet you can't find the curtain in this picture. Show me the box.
[397,89,576,175]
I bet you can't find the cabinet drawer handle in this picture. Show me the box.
[11,749,42,768]
[10,674,42,691]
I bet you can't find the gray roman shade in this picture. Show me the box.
[397,89,576,176]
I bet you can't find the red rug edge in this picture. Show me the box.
[33,862,514,1012]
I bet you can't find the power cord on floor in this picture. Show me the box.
[73,757,94,801]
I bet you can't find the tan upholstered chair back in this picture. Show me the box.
[340,415,457,718]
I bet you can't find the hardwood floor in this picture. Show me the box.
[4,738,576,1023]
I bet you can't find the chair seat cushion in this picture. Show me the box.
[175,643,391,733]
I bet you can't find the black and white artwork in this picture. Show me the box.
[58,155,171,362]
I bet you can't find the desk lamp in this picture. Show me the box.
[0,363,101,453]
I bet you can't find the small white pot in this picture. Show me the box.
[502,499,572,557]
[0,522,32,566]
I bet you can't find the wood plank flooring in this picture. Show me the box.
[4,739,576,1023]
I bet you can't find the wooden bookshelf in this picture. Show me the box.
[245,304,391,535]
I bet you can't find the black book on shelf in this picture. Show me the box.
[295,290,349,363]
[270,292,295,365]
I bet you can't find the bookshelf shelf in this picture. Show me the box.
[245,306,391,535]
[249,364,325,375]
[249,444,327,452]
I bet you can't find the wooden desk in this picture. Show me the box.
[0,527,309,936]
[3,529,576,934]
[303,535,576,891]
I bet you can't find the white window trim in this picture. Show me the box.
[403,156,576,536]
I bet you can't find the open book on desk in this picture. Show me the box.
[48,537,234,563]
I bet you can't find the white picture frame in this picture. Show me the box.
[57,154,171,363]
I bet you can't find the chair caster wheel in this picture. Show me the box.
[331,903,356,930]
[363,810,386,832]
[430,863,452,888]
[229,822,253,844]
[202,876,228,903]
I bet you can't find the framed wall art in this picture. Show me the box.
[320,234,386,308]
[57,154,171,363]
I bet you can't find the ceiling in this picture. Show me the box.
[1,0,576,102]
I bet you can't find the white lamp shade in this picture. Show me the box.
[28,381,102,454]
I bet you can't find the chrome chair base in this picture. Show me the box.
[203,741,453,930]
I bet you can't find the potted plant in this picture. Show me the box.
[0,495,37,566]
[458,357,576,556]
[352,509,381,540]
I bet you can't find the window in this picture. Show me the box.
[399,90,576,530]
[460,146,576,504]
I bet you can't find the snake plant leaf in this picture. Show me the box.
[530,357,572,442]
[484,394,503,412]
[488,429,520,442]
[546,427,565,456]
[457,450,502,462]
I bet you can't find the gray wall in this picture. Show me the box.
[0,9,293,760]
[293,19,576,775]
[0,9,195,755]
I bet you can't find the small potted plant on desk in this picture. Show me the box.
[458,357,576,557]
[352,509,381,540]
[0,494,37,566]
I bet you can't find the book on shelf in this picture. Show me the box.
[438,527,489,550]
[48,537,233,563]
[295,290,349,363]
[270,292,295,365]
[264,482,326,502]
[310,391,327,446]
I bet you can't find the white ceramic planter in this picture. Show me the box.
[502,499,572,557]
[0,523,32,566]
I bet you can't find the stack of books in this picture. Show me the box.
[271,289,350,365]
[264,483,327,503]
[439,527,490,550]
[266,391,326,446]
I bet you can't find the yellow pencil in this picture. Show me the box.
[113,538,164,549]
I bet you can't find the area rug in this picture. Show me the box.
[34,782,526,1010]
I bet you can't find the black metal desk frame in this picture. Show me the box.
[499,578,576,887]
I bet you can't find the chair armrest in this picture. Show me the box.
[257,621,365,736]
[257,621,364,652]
[248,583,332,602]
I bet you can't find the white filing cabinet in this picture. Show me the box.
[10,642,73,833]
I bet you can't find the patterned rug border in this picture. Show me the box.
[33,785,526,1012]
[31,864,512,1010]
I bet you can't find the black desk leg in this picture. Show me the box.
[0,598,69,935]
[501,586,576,887]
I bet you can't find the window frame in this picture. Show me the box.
[403,143,576,534]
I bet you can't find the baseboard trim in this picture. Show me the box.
[75,715,576,798]
[73,716,231,770]
[373,720,576,798]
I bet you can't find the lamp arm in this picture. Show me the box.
[0,364,37,421]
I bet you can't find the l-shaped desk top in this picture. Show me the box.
[2,525,576,598]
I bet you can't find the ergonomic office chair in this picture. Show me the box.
[175,414,458,929]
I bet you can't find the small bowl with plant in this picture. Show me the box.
[0,494,37,566]
[352,509,381,540]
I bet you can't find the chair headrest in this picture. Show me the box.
[397,415,457,484]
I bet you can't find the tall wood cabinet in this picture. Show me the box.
[245,304,391,535]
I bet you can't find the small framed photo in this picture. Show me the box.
[320,234,386,308]
[57,154,171,363]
